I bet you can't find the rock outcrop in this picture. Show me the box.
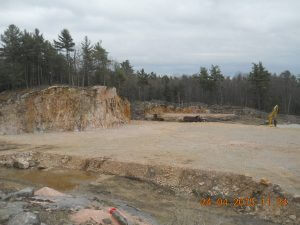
[0,86,130,134]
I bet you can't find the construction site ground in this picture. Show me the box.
[1,120,299,196]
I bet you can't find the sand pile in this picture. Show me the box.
[34,187,66,197]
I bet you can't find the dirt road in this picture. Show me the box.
[1,121,299,195]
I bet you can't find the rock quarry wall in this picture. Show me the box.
[0,86,130,134]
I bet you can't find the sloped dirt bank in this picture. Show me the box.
[0,151,299,225]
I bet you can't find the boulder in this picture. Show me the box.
[4,187,34,200]
[7,212,40,225]
[0,202,26,223]
[13,158,30,169]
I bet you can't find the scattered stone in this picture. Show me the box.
[37,164,47,170]
[0,160,6,167]
[260,178,270,186]
[5,160,14,168]
[289,215,296,220]
[32,195,90,211]
[0,190,5,199]
[4,187,34,200]
[274,208,281,216]
[0,202,26,223]
[7,212,40,225]
[13,158,29,169]
[61,156,71,164]
[293,194,300,203]
[273,184,282,193]
[28,160,36,167]
[102,218,112,224]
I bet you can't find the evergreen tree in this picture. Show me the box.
[81,36,94,86]
[121,60,134,76]
[199,67,211,91]
[54,29,75,54]
[249,62,271,110]
[1,25,300,115]
[54,29,75,84]
[137,69,148,100]
[210,65,224,104]
[0,24,23,88]
[93,41,109,85]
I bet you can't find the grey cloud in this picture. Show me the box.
[0,0,299,76]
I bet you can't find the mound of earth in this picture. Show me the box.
[0,86,130,134]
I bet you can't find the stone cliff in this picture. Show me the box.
[0,86,130,134]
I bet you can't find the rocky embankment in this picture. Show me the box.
[131,101,300,124]
[131,101,260,122]
[0,186,155,225]
[0,86,130,134]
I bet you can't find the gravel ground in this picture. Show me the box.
[0,121,299,195]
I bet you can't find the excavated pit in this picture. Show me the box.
[0,92,300,224]
[0,150,299,225]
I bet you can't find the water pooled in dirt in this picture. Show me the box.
[0,168,97,191]
[0,168,280,225]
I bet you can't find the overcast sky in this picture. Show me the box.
[0,0,299,76]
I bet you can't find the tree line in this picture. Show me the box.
[1,25,300,115]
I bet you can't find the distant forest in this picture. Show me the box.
[1,25,300,115]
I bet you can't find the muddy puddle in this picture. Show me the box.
[0,168,97,191]
[0,167,281,225]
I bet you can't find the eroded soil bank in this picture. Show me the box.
[0,151,299,225]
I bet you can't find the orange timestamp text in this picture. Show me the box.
[200,196,288,207]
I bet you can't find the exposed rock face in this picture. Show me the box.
[13,158,30,169]
[0,86,130,134]
[7,212,40,225]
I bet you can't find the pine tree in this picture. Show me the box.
[93,41,110,85]
[0,24,23,88]
[137,69,148,100]
[54,29,75,84]
[249,62,271,110]
[210,65,224,104]
[199,67,211,91]
[81,36,94,86]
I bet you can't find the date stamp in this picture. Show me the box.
[200,196,288,207]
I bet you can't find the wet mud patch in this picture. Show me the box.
[0,168,97,191]
[0,151,299,224]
